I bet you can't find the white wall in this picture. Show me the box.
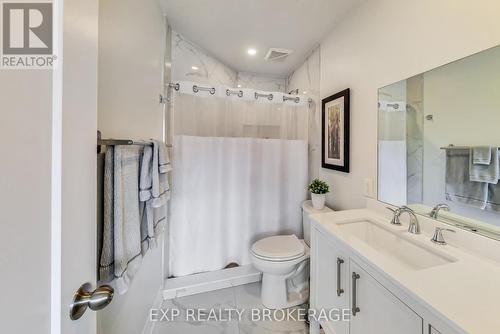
[97,0,167,333]
[318,0,500,210]
[287,47,321,181]
[0,72,52,333]
[98,0,166,139]
[422,45,500,226]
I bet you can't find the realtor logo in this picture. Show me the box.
[1,1,55,69]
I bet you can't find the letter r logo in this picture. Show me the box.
[2,2,52,55]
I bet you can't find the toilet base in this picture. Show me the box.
[260,262,310,310]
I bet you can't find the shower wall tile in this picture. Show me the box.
[286,47,321,182]
[172,32,237,87]
[237,72,286,93]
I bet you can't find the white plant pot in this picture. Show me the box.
[311,193,326,210]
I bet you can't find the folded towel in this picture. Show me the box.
[158,140,172,174]
[445,149,488,210]
[99,146,115,283]
[469,147,499,184]
[113,145,143,295]
[139,144,153,202]
[472,146,492,165]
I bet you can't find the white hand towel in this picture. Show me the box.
[113,145,143,295]
[472,146,492,165]
[139,140,171,252]
[469,147,499,184]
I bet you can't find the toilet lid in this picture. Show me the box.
[251,235,305,261]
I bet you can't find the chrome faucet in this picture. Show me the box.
[387,206,421,234]
[430,203,450,219]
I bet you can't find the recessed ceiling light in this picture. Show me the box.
[237,84,242,88]
[303,91,307,94]
[247,48,257,56]
[191,66,199,70]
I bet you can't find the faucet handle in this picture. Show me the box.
[386,207,397,213]
[400,205,415,213]
[431,227,456,245]
[386,207,402,225]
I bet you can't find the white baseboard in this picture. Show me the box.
[162,264,262,300]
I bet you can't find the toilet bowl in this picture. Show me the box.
[250,235,310,309]
[250,200,332,309]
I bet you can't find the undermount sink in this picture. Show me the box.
[338,220,456,270]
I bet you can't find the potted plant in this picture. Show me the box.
[308,179,329,210]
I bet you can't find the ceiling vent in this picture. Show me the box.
[264,48,292,62]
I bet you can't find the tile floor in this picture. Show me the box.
[152,282,309,334]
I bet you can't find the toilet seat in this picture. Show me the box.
[251,235,305,262]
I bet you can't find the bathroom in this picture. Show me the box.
[2,0,500,334]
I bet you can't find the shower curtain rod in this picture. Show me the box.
[166,82,312,104]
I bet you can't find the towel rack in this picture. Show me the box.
[440,145,500,150]
[97,131,172,153]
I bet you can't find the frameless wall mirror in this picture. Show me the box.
[378,44,500,241]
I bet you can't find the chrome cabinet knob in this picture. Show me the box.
[70,283,114,320]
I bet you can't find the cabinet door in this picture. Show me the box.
[349,260,422,334]
[311,229,349,334]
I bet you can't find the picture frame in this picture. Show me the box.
[321,88,350,173]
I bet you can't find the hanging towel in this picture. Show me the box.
[99,146,115,283]
[486,183,500,213]
[445,149,488,210]
[113,145,143,295]
[469,147,499,184]
[472,146,492,165]
[139,140,171,252]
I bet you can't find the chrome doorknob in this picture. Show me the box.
[70,283,114,320]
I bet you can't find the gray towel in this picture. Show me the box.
[113,145,143,294]
[139,140,171,252]
[486,183,500,213]
[472,146,492,165]
[469,147,499,184]
[445,149,488,209]
[99,147,115,282]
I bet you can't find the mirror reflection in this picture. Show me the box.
[378,45,500,240]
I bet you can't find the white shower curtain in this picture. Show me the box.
[169,83,309,277]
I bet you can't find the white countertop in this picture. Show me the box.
[311,209,500,334]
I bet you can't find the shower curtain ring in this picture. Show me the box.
[210,87,216,95]
[193,85,199,93]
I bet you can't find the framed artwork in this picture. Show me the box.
[322,88,350,173]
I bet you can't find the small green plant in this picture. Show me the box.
[308,179,329,194]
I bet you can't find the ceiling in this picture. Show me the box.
[160,0,362,77]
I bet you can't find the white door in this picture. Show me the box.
[57,0,100,332]
[349,260,422,334]
[310,229,349,334]
[0,0,99,333]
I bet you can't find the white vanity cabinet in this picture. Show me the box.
[311,227,423,334]
[349,260,422,334]
[310,229,349,334]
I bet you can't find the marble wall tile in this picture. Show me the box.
[237,72,286,93]
[286,47,321,182]
[172,32,237,87]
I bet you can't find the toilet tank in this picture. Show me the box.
[302,200,333,246]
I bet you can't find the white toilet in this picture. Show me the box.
[250,200,332,309]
